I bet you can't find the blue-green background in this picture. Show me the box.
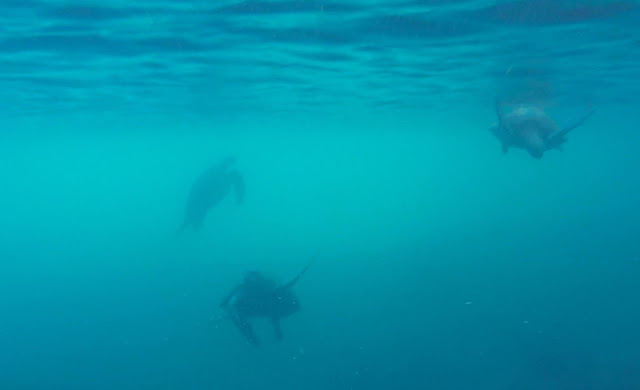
[1,1,639,389]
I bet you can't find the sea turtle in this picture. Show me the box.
[489,100,595,159]
[219,262,312,346]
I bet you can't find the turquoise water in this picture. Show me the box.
[1,1,640,389]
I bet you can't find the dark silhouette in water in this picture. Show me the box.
[220,262,312,346]
[178,157,244,233]
[489,99,595,159]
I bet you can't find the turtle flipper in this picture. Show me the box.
[280,260,314,290]
[272,317,283,341]
[229,311,259,346]
[523,129,546,159]
[548,107,595,146]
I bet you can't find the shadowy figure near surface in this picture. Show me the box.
[220,263,311,346]
[489,100,595,159]
[178,157,244,233]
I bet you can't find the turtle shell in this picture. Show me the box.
[503,105,559,138]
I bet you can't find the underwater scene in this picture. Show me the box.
[1,1,640,389]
